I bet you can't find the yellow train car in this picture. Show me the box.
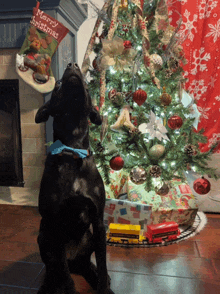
[106,223,146,244]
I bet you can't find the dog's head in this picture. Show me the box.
[35,63,102,126]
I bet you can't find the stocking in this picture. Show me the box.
[16,1,69,94]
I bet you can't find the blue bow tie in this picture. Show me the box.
[50,140,88,158]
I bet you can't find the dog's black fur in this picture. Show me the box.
[35,63,114,294]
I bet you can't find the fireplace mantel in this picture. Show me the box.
[0,0,87,48]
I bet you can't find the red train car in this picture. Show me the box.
[145,221,180,244]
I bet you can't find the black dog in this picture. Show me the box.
[35,63,114,294]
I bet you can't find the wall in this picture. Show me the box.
[77,0,103,67]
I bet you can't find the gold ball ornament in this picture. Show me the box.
[160,86,172,106]
[149,144,165,160]
[149,165,162,178]
[155,183,170,196]
[130,167,147,185]
[150,53,163,71]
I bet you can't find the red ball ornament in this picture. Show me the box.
[167,115,183,130]
[193,177,211,195]
[123,40,132,49]
[133,89,147,106]
[110,156,124,171]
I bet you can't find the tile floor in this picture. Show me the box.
[0,204,220,293]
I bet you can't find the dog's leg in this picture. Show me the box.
[68,258,99,289]
[37,230,78,294]
[68,258,113,290]
[92,218,114,294]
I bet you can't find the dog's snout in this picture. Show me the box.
[67,63,79,69]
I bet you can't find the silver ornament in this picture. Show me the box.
[130,167,147,185]
[155,183,170,196]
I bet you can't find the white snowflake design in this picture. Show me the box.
[209,76,217,88]
[178,9,198,42]
[208,133,220,148]
[188,80,208,101]
[191,48,211,75]
[197,106,211,121]
[215,95,220,101]
[206,19,220,43]
[199,0,218,19]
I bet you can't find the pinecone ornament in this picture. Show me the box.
[167,57,179,73]
[96,142,105,153]
[110,92,124,106]
[149,165,162,178]
[184,144,196,157]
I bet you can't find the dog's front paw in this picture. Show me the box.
[97,286,115,294]
[37,278,77,294]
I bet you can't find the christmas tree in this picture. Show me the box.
[81,0,218,196]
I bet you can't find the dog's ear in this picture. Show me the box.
[89,105,102,125]
[35,100,51,123]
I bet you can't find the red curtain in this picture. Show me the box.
[167,0,220,153]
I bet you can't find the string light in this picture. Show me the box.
[161,162,167,168]
[109,67,116,74]
[192,166,197,172]
[152,177,161,186]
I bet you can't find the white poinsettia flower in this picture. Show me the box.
[138,111,169,141]
[138,123,148,133]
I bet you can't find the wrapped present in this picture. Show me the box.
[99,169,128,199]
[127,178,198,225]
[104,198,152,231]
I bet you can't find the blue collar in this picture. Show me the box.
[50,140,89,158]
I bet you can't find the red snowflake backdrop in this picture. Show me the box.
[168,0,220,153]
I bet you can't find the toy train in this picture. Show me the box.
[106,221,180,245]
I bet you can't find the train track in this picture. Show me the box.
[107,212,203,248]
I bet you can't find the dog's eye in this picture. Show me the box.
[74,63,79,68]
[67,63,72,68]
[55,80,62,88]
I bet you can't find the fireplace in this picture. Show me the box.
[0,79,24,186]
[0,0,87,205]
